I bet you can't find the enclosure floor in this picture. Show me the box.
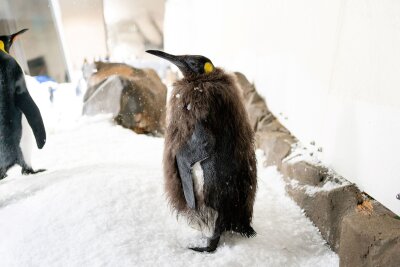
[0,117,338,267]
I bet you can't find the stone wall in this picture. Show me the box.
[234,72,400,267]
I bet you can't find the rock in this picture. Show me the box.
[234,72,286,133]
[257,132,295,167]
[339,211,400,267]
[257,117,290,134]
[83,62,167,135]
[116,71,166,135]
[233,70,400,264]
[281,161,327,186]
[286,183,362,252]
[235,71,293,167]
[85,61,152,100]
[82,75,124,116]
[234,72,268,131]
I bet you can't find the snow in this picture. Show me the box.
[289,179,350,197]
[282,142,323,166]
[283,142,352,196]
[0,82,338,266]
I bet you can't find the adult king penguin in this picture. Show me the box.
[0,29,46,179]
[147,50,257,252]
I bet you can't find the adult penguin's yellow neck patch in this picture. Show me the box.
[0,40,7,54]
[204,62,214,74]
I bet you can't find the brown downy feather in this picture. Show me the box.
[163,68,257,235]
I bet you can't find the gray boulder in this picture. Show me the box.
[83,62,167,135]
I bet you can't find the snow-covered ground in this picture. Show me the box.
[0,82,338,266]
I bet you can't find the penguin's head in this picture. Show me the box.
[146,50,215,77]
[0,29,28,54]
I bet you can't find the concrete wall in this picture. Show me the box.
[0,0,28,72]
[58,0,108,71]
[164,0,400,215]
[103,0,164,61]
[56,0,164,71]
[8,0,68,82]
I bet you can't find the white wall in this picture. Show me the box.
[164,0,400,215]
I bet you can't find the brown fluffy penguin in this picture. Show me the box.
[146,50,257,252]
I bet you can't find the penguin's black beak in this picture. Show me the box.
[146,50,214,77]
[11,29,28,42]
[146,50,191,76]
[3,29,28,53]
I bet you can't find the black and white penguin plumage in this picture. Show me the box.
[147,50,257,252]
[0,29,46,179]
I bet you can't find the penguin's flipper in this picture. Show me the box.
[176,153,196,209]
[15,91,46,149]
[176,122,216,210]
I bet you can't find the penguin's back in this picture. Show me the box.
[0,52,19,113]
[0,53,24,165]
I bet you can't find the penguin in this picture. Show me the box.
[0,29,46,180]
[146,50,257,252]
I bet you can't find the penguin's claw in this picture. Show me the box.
[190,246,217,253]
[21,168,46,175]
[189,235,220,253]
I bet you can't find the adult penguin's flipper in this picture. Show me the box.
[176,122,216,209]
[15,92,46,149]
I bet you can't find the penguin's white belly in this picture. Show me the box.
[189,161,218,237]
[20,115,33,166]
[192,162,204,202]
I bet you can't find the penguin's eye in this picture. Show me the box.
[204,62,214,74]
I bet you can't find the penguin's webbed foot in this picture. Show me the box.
[21,168,46,175]
[190,235,220,253]
[0,168,8,180]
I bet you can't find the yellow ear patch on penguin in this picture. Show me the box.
[204,62,214,74]
[0,40,7,54]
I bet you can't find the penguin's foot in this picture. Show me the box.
[0,166,10,180]
[190,235,220,253]
[21,168,46,175]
